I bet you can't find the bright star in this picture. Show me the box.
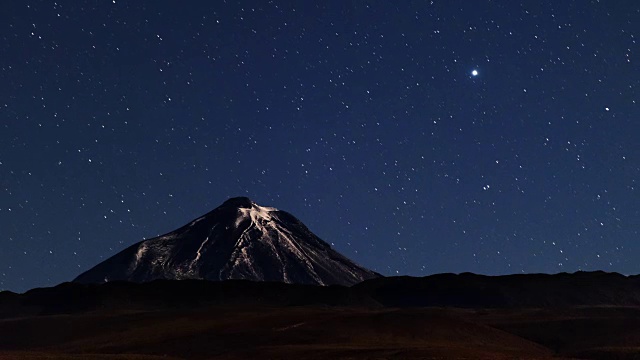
[471,69,478,76]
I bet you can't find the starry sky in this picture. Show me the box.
[1,0,639,292]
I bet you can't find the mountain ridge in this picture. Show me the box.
[3,270,640,319]
[74,197,379,286]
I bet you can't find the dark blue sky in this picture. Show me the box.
[1,0,638,292]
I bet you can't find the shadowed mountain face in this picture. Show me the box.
[74,197,379,286]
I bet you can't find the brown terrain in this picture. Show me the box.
[2,272,640,359]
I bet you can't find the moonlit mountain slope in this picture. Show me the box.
[74,197,379,286]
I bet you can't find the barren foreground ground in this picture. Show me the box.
[2,305,640,359]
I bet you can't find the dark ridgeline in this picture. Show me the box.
[353,271,640,308]
[74,197,380,286]
[3,271,640,320]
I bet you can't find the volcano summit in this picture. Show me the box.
[74,197,379,286]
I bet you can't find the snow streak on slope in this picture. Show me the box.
[190,225,217,273]
[228,203,324,284]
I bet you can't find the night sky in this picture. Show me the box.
[1,1,639,292]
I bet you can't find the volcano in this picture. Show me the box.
[74,197,379,286]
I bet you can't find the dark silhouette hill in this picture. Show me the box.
[4,271,640,319]
[353,271,640,308]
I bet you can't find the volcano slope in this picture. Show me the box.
[74,197,379,287]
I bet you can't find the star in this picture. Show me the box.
[471,69,478,76]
